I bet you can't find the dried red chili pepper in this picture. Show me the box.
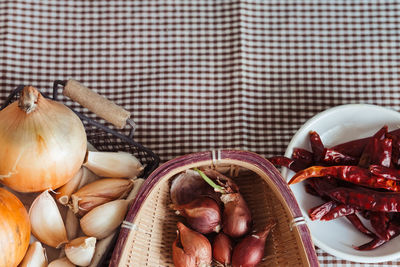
[355,221,400,251]
[327,186,400,212]
[387,133,400,167]
[308,200,336,221]
[369,165,400,181]
[323,149,358,166]
[320,204,358,221]
[310,131,325,162]
[369,212,390,241]
[304,183,320,197]
[373,138,392,168]
[289,165,400,192]
[358,126,388,168]
[331,126,396,159]
[388,128,400,137]
[345,214,375,238]
[331,137,370,158]
[308,131,358,165]
[373,125,388,140]
[354,237,387,251]
[306,177,338,197]
[292,148,313,166]
[268,156,306,172]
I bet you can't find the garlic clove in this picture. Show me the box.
[70,178,134,216]
[56,168,84,205]
[65,236,96,267]
[29,190,68,248]
[88,230,117,267]
[19,241,48,267]
[78,167,100,189]
[48,257,76,267]
[65,208,80,240]
[83,151,143,178]
[126,178,145,203]
[83,151,144,178]
[80,199,129,240]
[86,142,97,152]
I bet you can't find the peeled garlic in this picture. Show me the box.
[19,241,48,267]
[80,199,129,239]
[48,257,76,267]
[65,236,96,267]
[70,178,134,216]
[56,168,84,205]
[83,151,143,178]
[29,190,68,248]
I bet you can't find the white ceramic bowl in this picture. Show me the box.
[281,104,400,263]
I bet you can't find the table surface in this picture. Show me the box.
[1,1,400,266]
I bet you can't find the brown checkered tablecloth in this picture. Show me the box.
[1,1,400,266]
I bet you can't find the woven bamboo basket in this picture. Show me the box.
[110,150,319,267]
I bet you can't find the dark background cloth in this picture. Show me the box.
[1,1,400,265]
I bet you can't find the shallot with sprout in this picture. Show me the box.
[170,169,221,206]
[195,168,252,238]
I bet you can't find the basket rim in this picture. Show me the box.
[110,149,319,267]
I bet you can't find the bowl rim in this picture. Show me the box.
[281,103,400,263]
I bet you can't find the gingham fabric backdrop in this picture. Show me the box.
[1,0,400,266]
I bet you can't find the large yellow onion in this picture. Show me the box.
[0,86,87,192]
[0,188,31,267]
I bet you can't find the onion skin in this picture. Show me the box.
[231,221,276,267]
[212,232,233,266]
[172,238,196,267]
[0,86,87,192]
[0,188,31,267]
[173,222,212,267]
[172,196,221,234]
[221,193,252,238]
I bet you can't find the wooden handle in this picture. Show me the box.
[63,80,131,129]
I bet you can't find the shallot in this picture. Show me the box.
[212,232,233,266]
[195,168,252,238]
[170,169,220,205]
[231,221,276,267]
[172,222,212,267]
[171,196,221,234]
